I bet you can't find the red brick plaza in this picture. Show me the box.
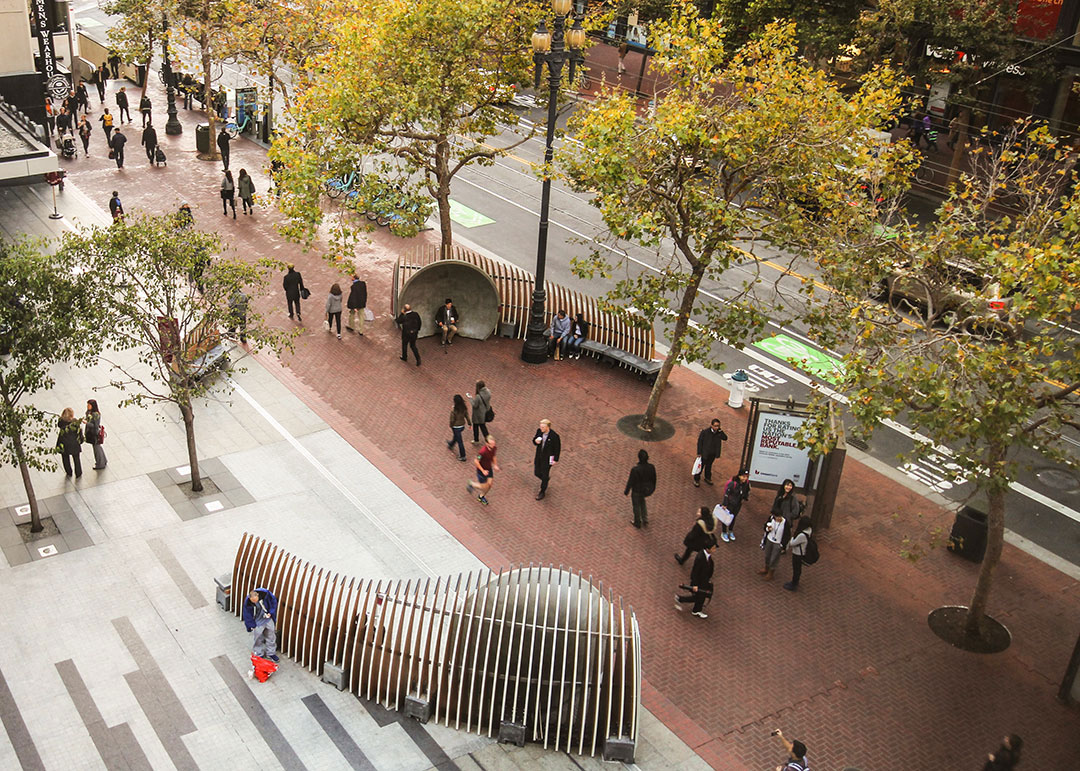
[64,78,1080,769]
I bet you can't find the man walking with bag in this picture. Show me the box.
[675,538,717,618]
[396,303,422,366]
[693,418,728,487]
[532,419,560,500]
[346,275,367,335]
[242,588,279,663]
[283,264,305,321]
[624,449,656,528]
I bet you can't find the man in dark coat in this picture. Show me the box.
[115,87,131,123]
[532,418,561,500]
[693,418,728,487]
[242,587,279,662]
[282,264,305,321]
[217,127,232,169]
[108,52,121,79]
[624,448,656,528]
[109,127,127,169]
[434,297,460,348]
[108,191,123,222]
[396,303,422,365]
[346,275,367,334]
[141,122,157,165]
[675,538,716,618]
[96,63,109,102]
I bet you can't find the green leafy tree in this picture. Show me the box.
[805,122,1080,644]
[176,0,244,158]
[0,239,105,532]
[102,0,169,99]
[714,0,862,64]
[272,0,543,258]
[560,2,907,432]
[60,214,292,492]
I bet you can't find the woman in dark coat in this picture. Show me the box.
[85,399,107,470]
[446,394,471,462]
[675,507,717,565]
[56,407,83,478]
[771,478,800,527]
[468,381,492,443]
[983,734,1022,771]
[719,469,750,542]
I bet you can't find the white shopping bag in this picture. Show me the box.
[364,308,374,322]
[691,456,703,476]
[713,504,734,526]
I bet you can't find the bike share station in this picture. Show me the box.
[736,396,847,530]
[195,86,264,153]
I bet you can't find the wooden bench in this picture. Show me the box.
[579,340,664,384]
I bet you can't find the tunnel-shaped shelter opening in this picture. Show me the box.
[398,259,501,340]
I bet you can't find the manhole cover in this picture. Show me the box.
[1034,467,1080,492]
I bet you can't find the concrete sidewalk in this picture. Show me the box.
[7,71,1080,770]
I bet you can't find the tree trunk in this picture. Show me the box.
[944,107,970,192]
[435,138,453,257]
[179,399,202,492]
[266,73,274,142]
[139,38,153,101]
[12,431,42,533]
[964,482,1006,640]
[638,264,706,432]
[202,35,219,161]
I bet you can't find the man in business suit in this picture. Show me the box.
[675,538,717,618]
[434,297,459,349]
[396,303,422,366]
[693,418,728,487]
[532,418,561,500]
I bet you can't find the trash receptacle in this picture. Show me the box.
[948,503,988,562]
[196,123,210,154]
[727,369,750,409]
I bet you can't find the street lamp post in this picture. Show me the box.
[162,13,182,136]
[520,0,585,364]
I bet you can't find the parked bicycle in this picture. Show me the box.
[226,111,254,138]
[325,170,358,199]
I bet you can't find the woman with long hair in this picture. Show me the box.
[325,283,343,339]
[220,169,236,218]
[675,506,717,565]
[84,399,107,470]
[784,516,813,591]
[446,394,471,462]
[56,407,83,478]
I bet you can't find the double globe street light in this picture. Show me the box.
[520,0,585,364]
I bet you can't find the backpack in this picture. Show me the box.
[802,536,819,565]
[784,761,808,771]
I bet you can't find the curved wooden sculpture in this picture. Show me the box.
[230,534,642,760]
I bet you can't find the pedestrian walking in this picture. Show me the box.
[784,516,812,591]
[624,449,656,528]
[95,63,108,102]
[139,94,151,127]
[178,202,194,229]
[56,407,83,478]
[771,729,809,771]
[947,114,960,150]
[692,418,728,487]
[115,87,131,123]
[435,297,459,348]
[283,264,305,321]
[546,309,571,359]
[108,191,123,222]
[63,90,78,120]
[44,98,55,138]
[99,109,114,148]
[325,283,343,339]
[109,127,126,169]
[467,434,500,505]
[181,74,194,109]
[229,289,249,344]
[719,469,750,542]
[771,478,801,530]
[141,122,157,165]
[983,734,1023,771]
[346,275,367,334]
[532,419,560,500]
[237,169,255,214]
[675,506,717,564]
[108,51,121,79]
[674,537,716,618]
[446,394,471,462]
[220,169,236,218]
[77,116,92,156]
[564,312,588,358]
[84,399,107,470]
[468,381,492,443]
[55,108,72,139]
[396,303,422,366]
[217,127,232,169]
[242,588,280,663]
[75,82,90,116]
[758,510,788,580]
[617,40,629,74]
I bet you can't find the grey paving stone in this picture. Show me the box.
[222,488,256,508]
[0,525,24,548]
[147,469,176,489]
[171,500,206,522]
[1,543,31,566]
[213,471,244,493]
[51,509,83,532]
[28,537,67,561]
[200,456,226,476]
[63,529,94,551]
[158,484,190,505]
[42,495,73,514]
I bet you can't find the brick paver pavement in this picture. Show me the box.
[62,76,1080,770]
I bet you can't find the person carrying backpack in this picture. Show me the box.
[784,516,813,591]
[772,728,809,771]
[719,469,750,542]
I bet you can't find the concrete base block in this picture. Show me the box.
[214,573,232,612]
[603,735,635,763]
[403,694,432,723]
[498,720,526,747]
[321,662,347,691]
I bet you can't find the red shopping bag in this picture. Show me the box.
[250,654,278,683]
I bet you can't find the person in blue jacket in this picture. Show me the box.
[242,588,279,662]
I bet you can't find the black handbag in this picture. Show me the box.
[300,287,311,300]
